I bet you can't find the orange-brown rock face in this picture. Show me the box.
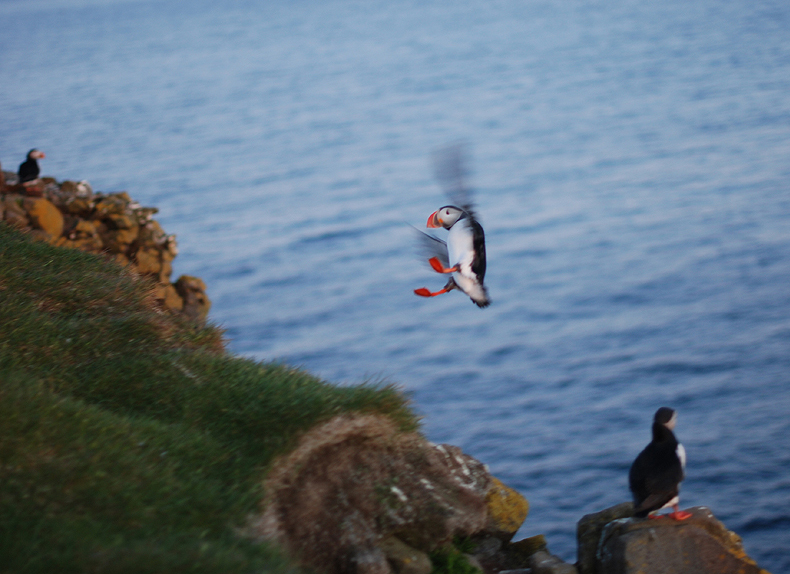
[1,169,210,323]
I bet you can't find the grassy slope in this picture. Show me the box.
[0,223,418,573]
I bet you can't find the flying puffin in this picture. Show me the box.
[18,149,45,183]
[413,145,490,308]
[628,407,692,520]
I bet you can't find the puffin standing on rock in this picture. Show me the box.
[18,149,46,183]
[413,144,490,308]
[629,407,692,520]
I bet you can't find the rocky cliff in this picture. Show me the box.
[0,169,210,322]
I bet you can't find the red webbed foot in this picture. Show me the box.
[668,510,692,520]
[428,257,458,274]
[414,287,449,298]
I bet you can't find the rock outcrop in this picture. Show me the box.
[248,414,543,574]
[1,170,210,322]
[578,504,770,574]
[576,502,635,574]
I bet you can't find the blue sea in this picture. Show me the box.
[2,0,789,569]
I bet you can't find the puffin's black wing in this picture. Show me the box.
[469,218,487,281]
[18,158,39,183]
[432,143,477,218]
[628,443,684,517]
[412,226,450,270]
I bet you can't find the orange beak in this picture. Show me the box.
[426,210,442,228]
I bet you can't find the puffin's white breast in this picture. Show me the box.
[447,221,475,273]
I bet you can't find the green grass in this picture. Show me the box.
[0,223,419,573]
[429,538,482,574]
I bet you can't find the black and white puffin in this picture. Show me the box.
[628,407,691,520]
[413,145,490,308]
[18,149,45,183]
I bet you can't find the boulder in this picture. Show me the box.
[159,251,174,283]
[576,502,634,574]
[596,506,769,574]
[138,219,167,247]
[63,196,94,216]
[101,223,139,253]
[485,476,529,542]
[249,415,492,574]
[530,550,578,574]
[468,531,548,572]
[379,536,432,574]
[94,192,131,217]
[163,284,184,312]
[346,547,391,574]
[510,534,547,556]
[23,197,64,238]
[175,275,211,322]
[3,194,30,229]
[135,247,162,275]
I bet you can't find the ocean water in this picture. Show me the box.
[2,0,789,568]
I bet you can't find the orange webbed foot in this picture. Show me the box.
[668,510,692,520]
[414,287,449,298]
[428,257,458,274]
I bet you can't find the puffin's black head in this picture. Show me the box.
[654,406,677,429]
[26,149,45,160]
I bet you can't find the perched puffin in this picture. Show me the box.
[628,407,692,520]
[413,145,490,308]
[18,149,45,183]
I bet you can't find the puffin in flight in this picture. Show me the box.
[18,149,46,183]
[413,144,490,308]
[628,407,691,520]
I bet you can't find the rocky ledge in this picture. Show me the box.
[244,414,770,574]
[0,169,210,322]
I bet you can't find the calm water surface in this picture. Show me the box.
[2,0,789,568]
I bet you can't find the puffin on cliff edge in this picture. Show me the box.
[413,144,490,308]
[628,406,691,520]
[18,149,45,183]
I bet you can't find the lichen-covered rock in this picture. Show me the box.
[597,506,770,574]
[576,502,634,574]
[250,415,492,574]
[485,476,529,542]
[23,197,64,238]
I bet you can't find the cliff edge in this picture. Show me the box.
[1,169,210,322]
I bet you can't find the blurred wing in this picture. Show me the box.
[432,142,476,217]
[412,225,450,270]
